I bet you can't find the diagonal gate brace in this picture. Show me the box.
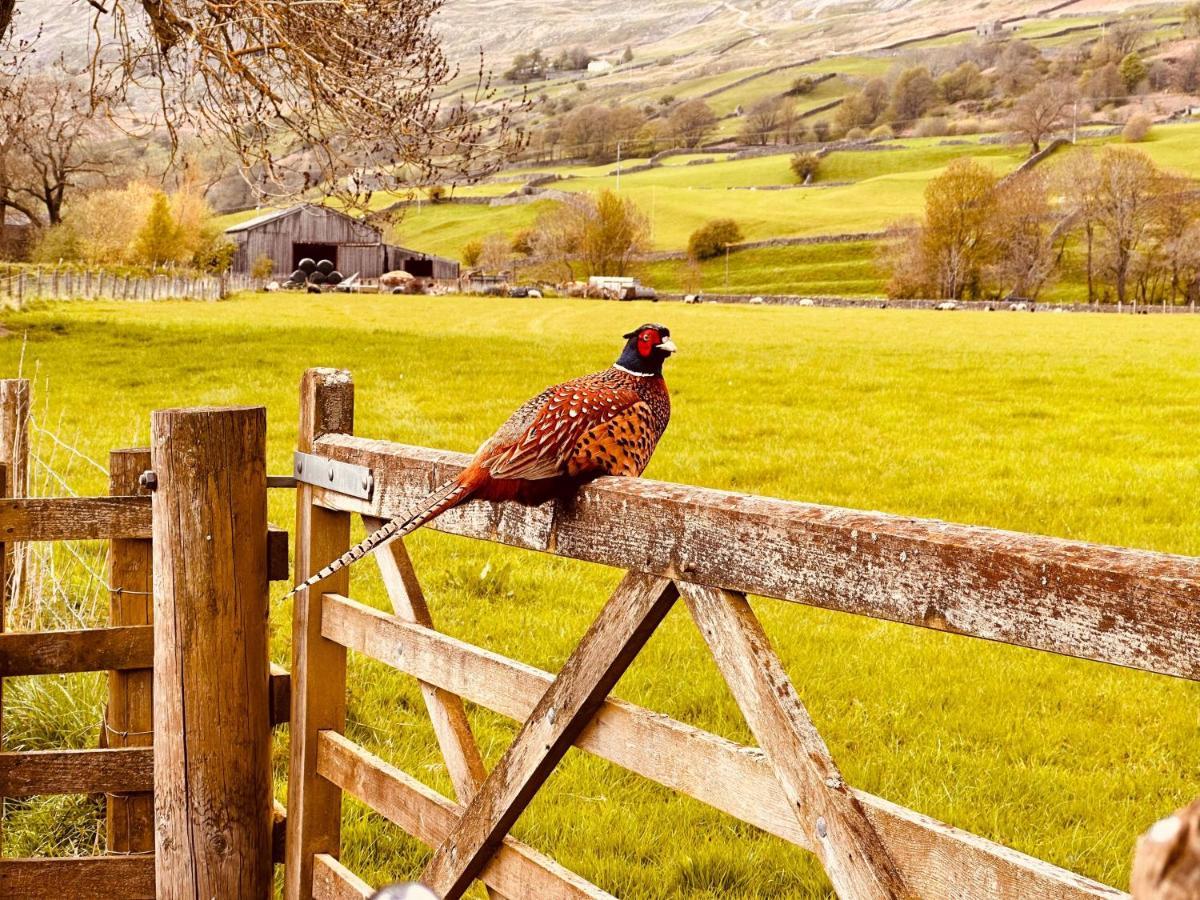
[420,572,679,899]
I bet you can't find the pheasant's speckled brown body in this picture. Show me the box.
[289,324,676,597]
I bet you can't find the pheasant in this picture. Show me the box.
[288,323,676,596]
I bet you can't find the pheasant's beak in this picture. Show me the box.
[658,338,678,355]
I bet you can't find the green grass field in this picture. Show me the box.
[2,293,1198,896]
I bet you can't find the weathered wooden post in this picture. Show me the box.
[0,462,8,857]
[284,369,354,900]
[0,378,30,608]
[106,447,154,853]
[152,407,272,898]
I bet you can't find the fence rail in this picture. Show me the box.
[0,269,254,306]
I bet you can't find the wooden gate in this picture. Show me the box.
[285,367,1192,899]
[0,386,291,899]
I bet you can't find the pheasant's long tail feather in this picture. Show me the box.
[285,479,472,598]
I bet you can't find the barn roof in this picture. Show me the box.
[224,204,381,237]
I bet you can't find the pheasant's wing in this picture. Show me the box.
[566,401,659,478]
[478,379,642,481]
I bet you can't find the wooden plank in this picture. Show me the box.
[271,663,292,726]
[0,856,156,899]
[313,854,372,900]
[152,406,273,898]
[681,582,910,898]
[420,573,678,898]
[0,747,153,796]
[268,524,290,582]
[367,519,506,900]
[107,448,154,854]
[285,369,355,900]
[313,436,1200,681]
[322,594,1125,900]
[0,496,151,542]
[318,731,614,900]
[0,625,152,676]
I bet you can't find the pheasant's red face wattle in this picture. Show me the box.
[637,328,661,358]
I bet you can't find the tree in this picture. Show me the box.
[1123,112,1152,142]
[132,192,184,266]
[532,189,648,280]
[3,0,524,214]
[505,50,546,83]
[479,233,512,272]
[622,45,634,63]
[835,91,878,133]
[1008,81,1076,155]
[1079,62,1126,102]
[1119,52,1148,92]
[688,219,743,261]
[915,159,1000,299]
[1170,45,1200,93]
[790,152,822,183]
[668,100,718,149]
[740,100,781,146]
[1185,2,1200,37]
[786,75,819,96]
[987,171,1060,300]
[1108,18,1147,56]
[1089,147,1162,305]
[938,62,991,103]
[461,240,483,268]
[887,66,938,125]
[775,99,802,144]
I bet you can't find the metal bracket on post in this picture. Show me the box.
[292,451,374,501]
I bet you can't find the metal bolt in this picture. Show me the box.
[296,458,304,474]
[548,706,557,725]
[362,474,370,491]
[816,817,828,839]
[328,463,336,482]
[138,470,158,491]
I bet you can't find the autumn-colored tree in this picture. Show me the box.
[835,91,878,133]
[790,152,822,183]
[918,159,1000,299]
[668,100,718,149]
[532,189,649,280]
[478,233,513,272]
[1185,2,1200,37]
[1080,62,1126,101]
[887,66,938,125]
[688,219,743,261]
[132,192,185,266]
[1108,19,1147,56]
[461,239,483,268]
[938,62,991,103]
[1008,81,1077,155]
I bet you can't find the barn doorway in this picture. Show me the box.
[292,242,338,271]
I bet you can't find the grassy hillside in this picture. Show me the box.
[1,293,1198,895]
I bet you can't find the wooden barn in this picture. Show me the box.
[225,204,459,281]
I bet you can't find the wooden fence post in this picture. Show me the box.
[0,379,30,610]
[284,368,354,900]
[106,448,154,853]
[0,463,8,857]
[152,407,272,899]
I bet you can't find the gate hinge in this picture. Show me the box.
[293,451,374,500]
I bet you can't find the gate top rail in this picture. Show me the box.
[311,433,1200,681]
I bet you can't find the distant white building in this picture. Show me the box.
[587,59,614,75]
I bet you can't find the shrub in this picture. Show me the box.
[811,120,831,142]
[131,192,185,266]
[30,223,83,264]
[1122,112,1152,142]
[786,75,819,96]
[461,239,483,268]
[845,127,868,140]
[511,228,536,255]
[687,219,743,261]
[790,152,822,183]
[251,255,275,280]
[954,117,981,135]
[426,185,447,203]
[870,124,895,139]
[914,116,949,138]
